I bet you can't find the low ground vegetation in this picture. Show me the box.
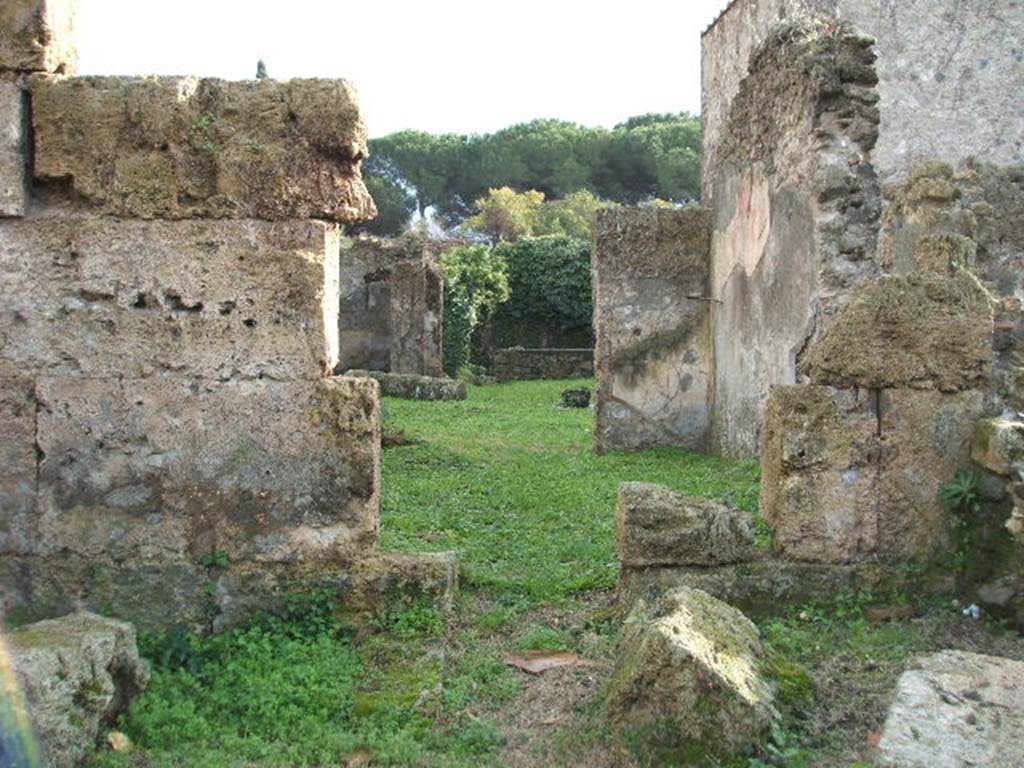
[89,380,1023,768]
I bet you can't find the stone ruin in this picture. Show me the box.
[596,0,1024,587]
[602,1,1024,760]
[337,234,444,378]
[0,0,455,635]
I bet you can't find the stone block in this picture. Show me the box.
[0,81,27,216]
[209,552,458,631]
[801,271,993,391]
[761,385,984,563]
[615,556,952,620]
[0,0,76,74]
[605,587,776,764]
[878,650,1024,768]
[616,482,754,567]
[0,217,341,380]
[971,418,1024,476]
[29,75,375,222]
[31,375,380,563]
[593,207,713,452]
[345,551,458,614]
[344,370,466,401]
[9,612,147,768]
[0,362,36,555]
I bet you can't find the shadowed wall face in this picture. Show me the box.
[337,236,443,378]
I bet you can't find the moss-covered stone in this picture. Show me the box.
[9,612,148,768]
[616,482,754,567]
[605,587,776,765]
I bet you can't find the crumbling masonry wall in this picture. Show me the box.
[708,24,881,457]
[702,0,1024,202]
[0,1,436,630]
[337,235,443,377]
[592,207,713,452]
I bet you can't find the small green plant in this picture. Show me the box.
[199,550,229,569]
[938,469,981,514]
[747,723,810,767]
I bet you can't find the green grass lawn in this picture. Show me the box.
[87,379,1020,768]
[380,378,760,600]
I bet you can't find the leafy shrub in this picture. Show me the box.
[441,245,509,375]
[491,235,592,338]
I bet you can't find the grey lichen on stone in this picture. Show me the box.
[9,612,148,768]
[605,587,776,765]
[877,650,1024,768]
[616,482,754,567]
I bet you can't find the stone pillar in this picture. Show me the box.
[592,207,713,453]
[0,30,386,627]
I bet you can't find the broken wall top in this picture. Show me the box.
[801,270,993,391]
[29,75,376,222]
[592,207,711,280]
[702,0,1024,198]
[0,0,77,74]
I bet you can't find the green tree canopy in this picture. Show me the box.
[360,112,702,234]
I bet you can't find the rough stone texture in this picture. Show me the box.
[337,235,443,377]
[0,362,36,556]
[0,0,77,74]
[877,650,1024,768]
[801,271,994,391]
[605,587,776,764]
[709,25,881,458]
[20,375,380,564]
[491,348,593,382]
[976,575,1024,630]
[29,75,375,222]
[881,161,1024,412]
[593,207,713,453]
[761,385,985,563]
[616,482,754,567]
[972,418,1024,477]
[702,0,1024,200]
[0,81,28,216]
[616,555,952,620]
[345,370,465,401]
[8,612,148,768]
[0,217,342,380]
[0,551,459,634]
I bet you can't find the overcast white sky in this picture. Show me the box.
[76,0,733,138]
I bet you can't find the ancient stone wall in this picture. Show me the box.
[708,24,881,457]
[702,0,1024,201]
[337,235,443,378]
[0,2,401,630]
[592,207,713,453]
[491,348,593,382]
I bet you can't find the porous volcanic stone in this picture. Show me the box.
[605,587,776,764]
[877,650,1024,768]
[30,375,380,563]
[801,271,993,391]
[0,0,77,74]
[29,75,375,222]
[761,385,984,563]
[9,612,148,768]
[972,418,1024,476]
[616,482,754,567]
[0,217,341,380]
